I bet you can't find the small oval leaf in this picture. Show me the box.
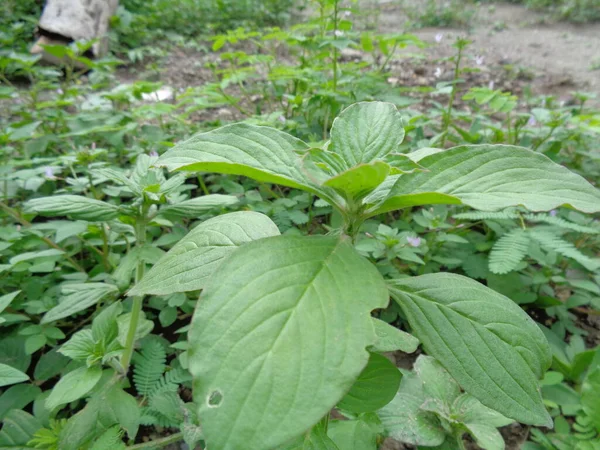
[337,352,402,413]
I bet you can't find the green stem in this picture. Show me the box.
[120,207,148,375]
[197,175,211,196]
[441,44,464,147]
[332,0,339,92]
[128,432,184,449]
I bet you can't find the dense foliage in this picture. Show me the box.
[1,1,600,449]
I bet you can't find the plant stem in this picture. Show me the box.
[128,432,184,449]
[0,201,86,272]
[120,207,148,375]
[332,0,339,92]
[441,44,465,147]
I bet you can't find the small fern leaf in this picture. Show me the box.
[529,229,600,271]
[133,340,166,396]
[524,214,600,234]
[90,426,125,450]
[453,211,520,221]
[489,228,530,274]
[149,367,192,398]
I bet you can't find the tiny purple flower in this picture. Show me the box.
[527,116,537,126]
[44,166,56,180]
[435,33,443,43]
[407,236,422,247]
[278,115,286,123]
[488,80,495,90]
[56,88,64,95]
[475,55,484,66]
[149,151,159,157]
[343,10,352,17]
[434,67,442,78]
[549,210,558,217]
[334,30,344,38]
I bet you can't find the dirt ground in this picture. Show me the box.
[375,1,600,104]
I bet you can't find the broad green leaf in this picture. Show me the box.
[465,424,505,450]
[0,410,41,448]
[327,420,378,450]
[156,123,328,197]
[0,291,20,317]
[413,356,460,409]
[188,235,389,450]
[302,426,340,450]
[159,194,239,218]
[389,273,552,426]
[34,348,70,382]
[129,211,280,296]
[452,394,513,428]
[329,102,404,168]
[0,363,29,387]
[59,329,96,362]
[42,283,118,324]
[323,162,390,200]
[24,195,120,221]
[377,368,446,446]
[582,368,600,433]
[0,384,41,421]
[337,353,401,413]
[367,145,600,216]
[46,365,103,411]
[369,317,419,353]
[58,384,140,450]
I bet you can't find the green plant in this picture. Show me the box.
[130,101,600,448]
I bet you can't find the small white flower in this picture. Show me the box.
[44,166,56,180]
[475,55,484,66]
[91,142,96,150]
[435,33,443,43]
[343,10,352,17]
[278,115,286,123]
[334,30,344,38]
[434,67,443,78]
[406,236,422,247]
[56,88,63,95]
[149,151,159,157]
[488,80,495,90]
[527,116,537,126]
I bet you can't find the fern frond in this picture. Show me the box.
[453,211,520,221]
[149,366,192,398]
[149,390,185,426]
[133,340,166,396]
[529,229,600,271]
[524,214,600,234]
[89,426,125,450]
[489,228,530,274]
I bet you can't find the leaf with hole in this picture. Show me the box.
[129,211,280,296]
[188,235,388,450]
[389,273,552,426]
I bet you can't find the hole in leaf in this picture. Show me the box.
[207,390,223,407]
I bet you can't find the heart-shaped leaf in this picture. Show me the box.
[129,211,280,296]
[188,235,388,450]
[389,273,552,426]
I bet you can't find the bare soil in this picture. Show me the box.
[374,1,600,104]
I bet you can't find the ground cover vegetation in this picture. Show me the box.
[1,0,600,449]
